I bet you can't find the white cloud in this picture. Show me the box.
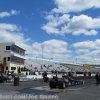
[42,25,60,35]
[31,39,72,61]
[0,23,19,31]
[75,49,89,54]
[62,14,100,35]
[11,10,19,15]
[52,0,100,13]
[75,49,100,64]
[0,10,19,18]
[0,23,100,64]
[0,23,72,62]
[0,12,10,18]
[71,39,100,54]
[42,14,100,36]
[41,14,70,35]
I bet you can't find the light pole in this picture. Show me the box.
[76,58,77,63]
[41,45,44,62]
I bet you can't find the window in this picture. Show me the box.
[6,67,8,70]
[6,46,10,50]
[11,67,16,70]
[8,57,10,61]
[14,67,16,70]
[11,57,24,64]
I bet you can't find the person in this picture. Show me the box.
[42,72,45,79]
[7,71,12,81]
[98,72,100,84]
[44,71,47,77]
[42,71,48,83]
[26,72,28,76]
[95,72,99,85]
[11,71,16,79]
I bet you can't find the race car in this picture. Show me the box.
[49,74,84,89]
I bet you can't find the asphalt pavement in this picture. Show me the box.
[0,77,100,100]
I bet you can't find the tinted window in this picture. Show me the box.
[6,46,10,50]
[8,57,10,61]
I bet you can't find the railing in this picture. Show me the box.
[24,62,34,69]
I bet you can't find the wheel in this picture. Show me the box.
[49,79,57,88]
[58,81,66,89]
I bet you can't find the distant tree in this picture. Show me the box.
[24,66,26,71]
[21,67,24,71]
[18,67,21,73]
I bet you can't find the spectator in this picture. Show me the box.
[41,65,43,69]
[98,72,100,84]
[26,72,28,76]
[11,71,16,79]
[95,72,99,85]
[42,71,48,83]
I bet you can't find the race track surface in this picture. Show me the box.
[0,77,100,100]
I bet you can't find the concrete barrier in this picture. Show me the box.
[19,77,36,81]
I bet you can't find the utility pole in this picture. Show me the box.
[41,45,44,62]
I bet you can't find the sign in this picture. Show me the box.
[0,50,10,54]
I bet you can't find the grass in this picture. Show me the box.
[16,73,26,77]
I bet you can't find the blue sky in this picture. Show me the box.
[0,0,100,64]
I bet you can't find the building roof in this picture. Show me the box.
[0,42,26,51]
[26,57,61,64]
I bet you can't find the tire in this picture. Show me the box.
[49,79,57,88]
[58,81,66,89]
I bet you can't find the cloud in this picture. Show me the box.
[75,49,100,64]
[62,14,100,35]
[52,0,100,13]
[0,10,19,18]
[68,39,100,64]
[71,39,100,54]
[41,14,70,35]
[31,39,72,61]
[0,23,72,62]
[42,14,100,36]
[0,23,100,64]
[0,23,20,31]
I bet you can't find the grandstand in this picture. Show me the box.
[24,57,100,73]
[24,57,69,72]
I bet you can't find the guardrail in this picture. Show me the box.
[19,77,37,81]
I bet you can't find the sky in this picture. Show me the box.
[0,0,100,64]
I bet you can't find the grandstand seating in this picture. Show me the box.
[24,58,100,73]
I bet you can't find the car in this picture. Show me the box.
[49,74,84,89]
